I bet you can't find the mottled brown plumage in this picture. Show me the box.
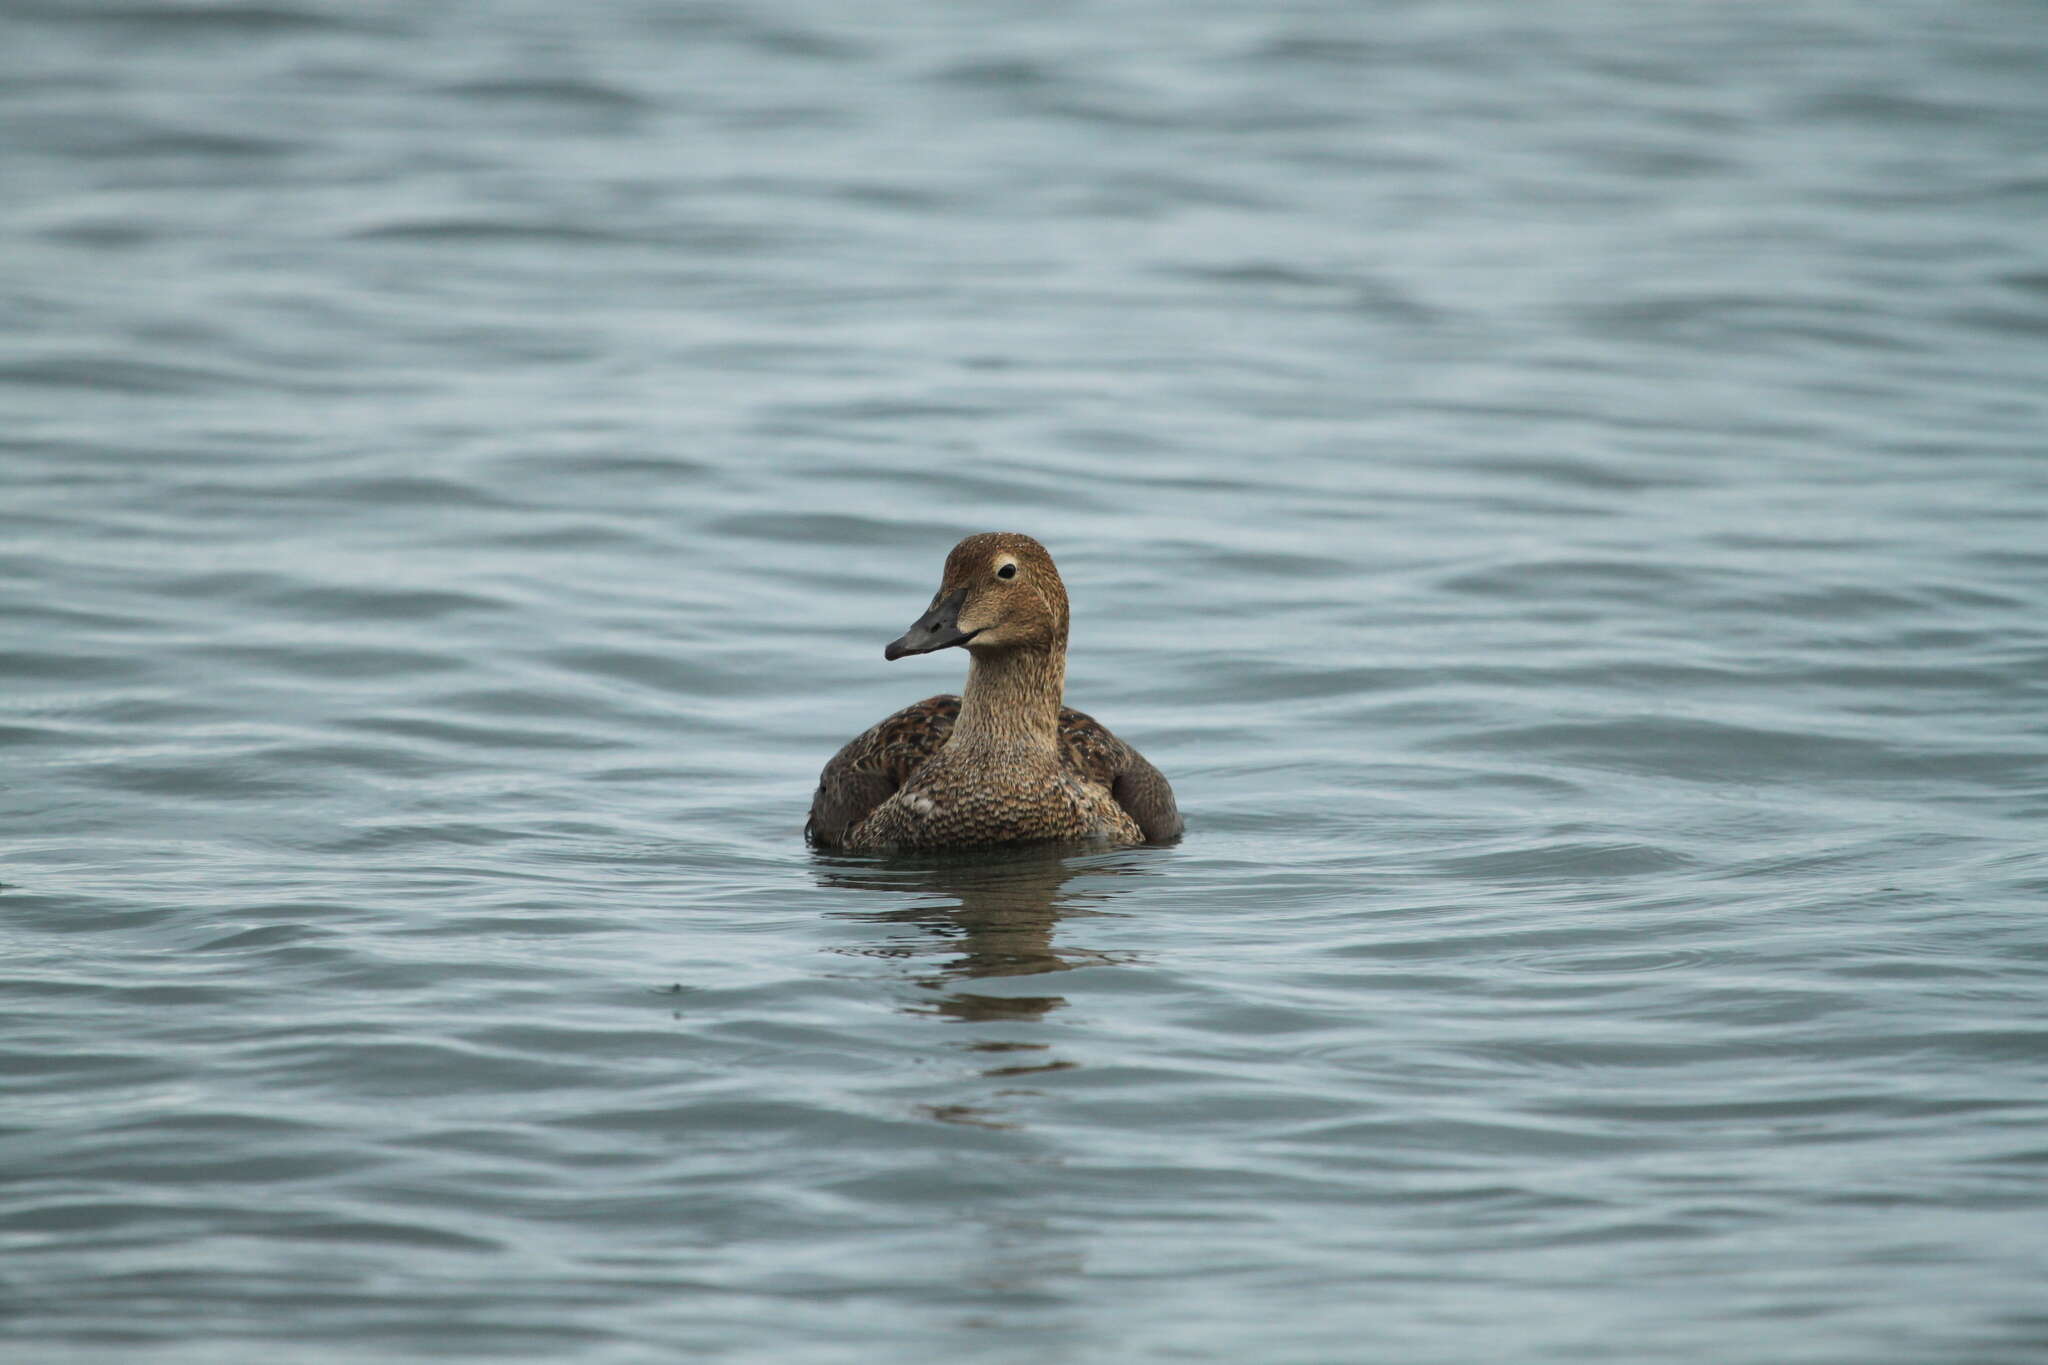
[807,533,1182,852]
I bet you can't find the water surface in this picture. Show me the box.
[5,1,2048,1361]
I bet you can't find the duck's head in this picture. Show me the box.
[885,532,1070,661]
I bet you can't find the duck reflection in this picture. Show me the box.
[814,846,1147,1034]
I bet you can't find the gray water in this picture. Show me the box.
[5,1,2048,1361]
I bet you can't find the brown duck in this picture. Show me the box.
[807,533,1182,852]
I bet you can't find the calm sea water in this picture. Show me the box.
[5,1,2047,1361]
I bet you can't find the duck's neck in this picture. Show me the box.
[953,643,1065,752]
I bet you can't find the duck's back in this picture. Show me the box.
[804,694,957,848]
[805,695,1181,849]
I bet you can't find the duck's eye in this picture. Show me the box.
[996,563,1018,580]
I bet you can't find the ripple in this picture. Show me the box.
[439,77,652,113]
[266,585,510,623]
[1511,947,1714,976]
[347,218,640,245]
[18,2,381,34]
[0,355,283,396]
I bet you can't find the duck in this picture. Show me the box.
[806,532,1182,852]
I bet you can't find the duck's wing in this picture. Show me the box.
[1058,707,1184,844]
[806,695,960,847]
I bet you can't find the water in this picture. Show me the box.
[5,1,2047,1360]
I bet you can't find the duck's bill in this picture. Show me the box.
[884,588,980,659]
